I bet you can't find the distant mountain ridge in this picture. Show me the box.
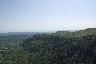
[0,32,42,36]
[8,32,41,35]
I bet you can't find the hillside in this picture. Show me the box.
[0,28,96,64]
[22,28,96,64]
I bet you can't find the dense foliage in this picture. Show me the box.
[0,28,96,64]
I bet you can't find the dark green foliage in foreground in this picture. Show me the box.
[22,28,96,64]
[0,28,96,64]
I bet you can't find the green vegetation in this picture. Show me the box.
[0,28,96,64]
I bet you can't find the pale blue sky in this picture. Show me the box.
[0,0,96,32]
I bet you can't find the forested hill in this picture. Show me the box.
[0,28,96,64]
[22,28,96,64]
[55,28,96,37]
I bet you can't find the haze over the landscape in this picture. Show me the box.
[0,0,96,32]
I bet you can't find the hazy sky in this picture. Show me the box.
[0,0,96,32]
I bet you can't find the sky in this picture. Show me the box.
[0,0,96,32]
